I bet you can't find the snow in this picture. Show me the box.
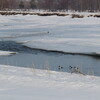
[0,64,100,100]
[0,13,100,99]
[0,14,100,55]
[0,51,17,56]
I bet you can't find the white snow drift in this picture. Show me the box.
[0,64,100,100]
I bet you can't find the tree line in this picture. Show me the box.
[0,0,100,12]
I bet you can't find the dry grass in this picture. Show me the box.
[0,11,100,18]
[71,14,84,18]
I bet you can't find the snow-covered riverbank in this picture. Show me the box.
[0,64,100,100]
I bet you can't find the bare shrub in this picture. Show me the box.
[71,14,84,18]
[94,15,100,18]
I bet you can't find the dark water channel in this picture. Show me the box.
[0,41,100,76]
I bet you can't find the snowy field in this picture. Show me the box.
[0,64,100,100]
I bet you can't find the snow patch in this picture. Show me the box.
[0,50,17,56]
[0,65,100,100]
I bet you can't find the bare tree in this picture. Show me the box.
[0,0,100,12]
[57,0,69,10]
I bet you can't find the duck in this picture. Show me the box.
[58,66,63,70]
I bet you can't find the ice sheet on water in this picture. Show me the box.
[0,50,17,56]
[0,15,100,55]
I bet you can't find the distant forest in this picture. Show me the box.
[0,0,100,12]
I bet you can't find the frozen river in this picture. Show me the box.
[0,14,100,76]
[0,41,100,76]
